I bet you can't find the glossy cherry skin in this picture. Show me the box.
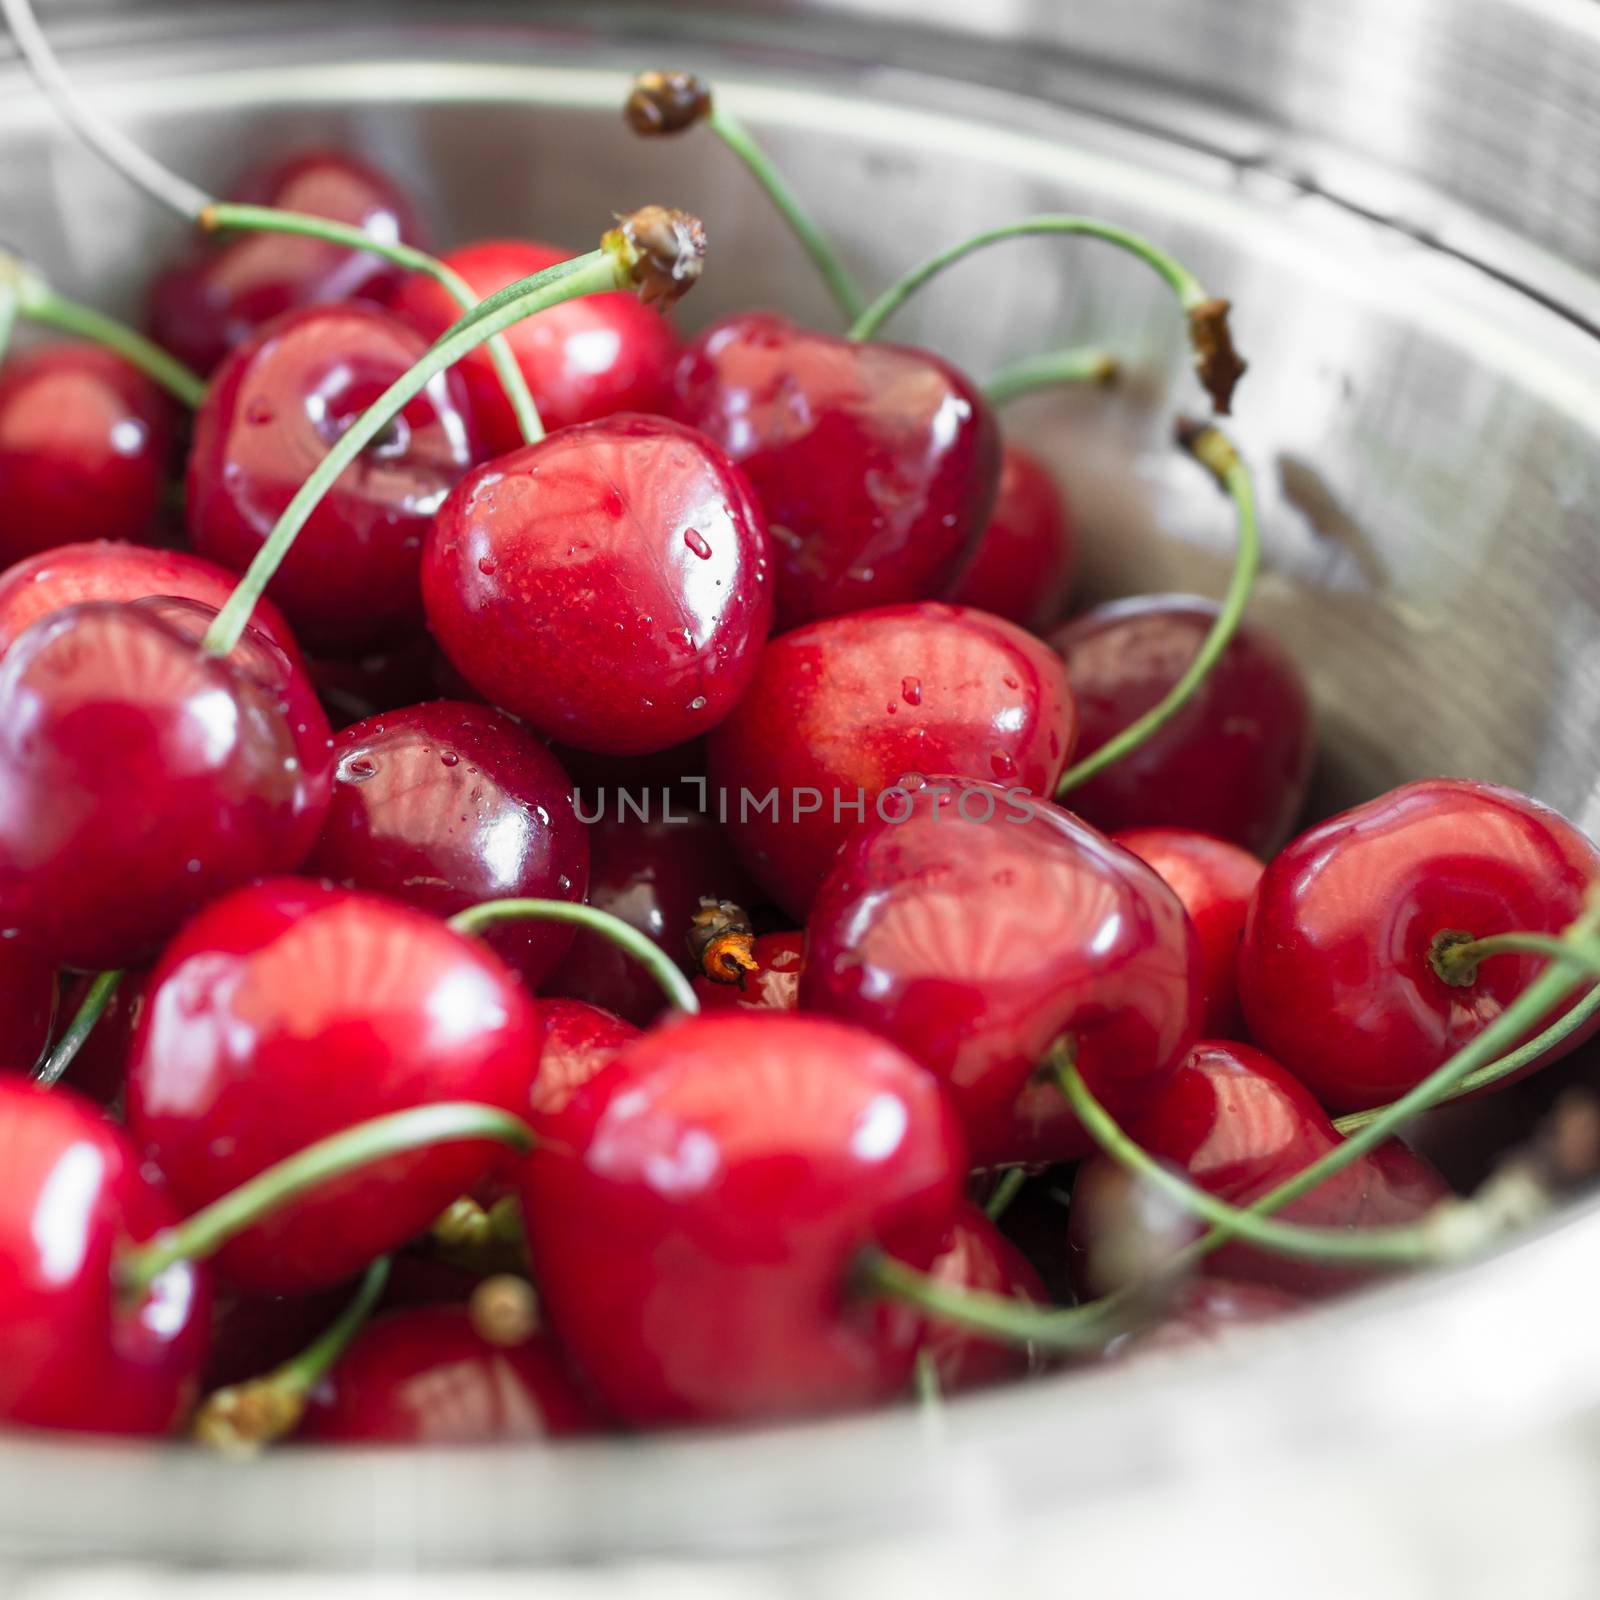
[707,602,1077,919]
[545,806,760,1028]
[0,600,331,969]
[523,1012,967,1427]
[948,444,1075,633]
[0,1081,211,1434]
[1051,595,1313,854]
[301,1305,602,1442]
[1066,1040,1451,1297]
[524,999,641,1147]
[0,941,56,1078]
[1113,828,1264,1038]
[387,238,681,454]
[0,345,176,562]
[691,931,804,1014]
[424,415,773,754]
[148,149,422,375]
[671,312,1001,630]
[1239,778,1600,1113]
[187,302,481,652]
[126,879,536,1295]
[305,701,588,990]
[803,779,1200,1165]
[1101,1279,1302,1360]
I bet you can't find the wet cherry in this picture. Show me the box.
[0,940,56,1078]
[691,930,804,1014]
[524,999,640,1146]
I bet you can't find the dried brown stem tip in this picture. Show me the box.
[688,898,759,986]
[625,70,713,136]
[1187,298,1247,416]
[604,206,708,310]
[1174,416,1240,488]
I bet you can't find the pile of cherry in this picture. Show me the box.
[1,57,1599,1453]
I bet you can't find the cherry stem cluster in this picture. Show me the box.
[33,969,121,1088]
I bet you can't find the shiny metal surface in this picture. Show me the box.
[4,0,1600,1581]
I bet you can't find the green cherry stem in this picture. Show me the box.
[1055,419,1259,800]
[0,282,18,366]
[33,970,122,1089]
[982,1166,1028,1221]
[115,1103,534,1299]
[985,345,1120,407]
[449,897,700,1016]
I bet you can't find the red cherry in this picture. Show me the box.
[670,312,1001,629]
[691,930,804,1014]
[187,303,481,652]
[0,940,56,1078]
[1113,827,1263,1037]
[306,701,588,990]
[1067,1040,1450,1297]
[148,149,423,374]
[126,879,535,1295]
[0,1081,211,1434]
[48,970,147,1108]
[301,1305,602,1442]
[0,601,331,969]
[802,779,1199,1165]
[0,345,176,562]
[387,238,681,452]
[1051,595,1313,854]
[1239,778,1600,1113]
[523,1012,966,1426]
[707,602,1077,918]
[424,415,773,755]
[525,999,640,1144]
[1102,1279,1302,1359]
[545,806,759,1028]
[948,444,1075,632]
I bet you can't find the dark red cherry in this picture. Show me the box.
[918,1204,1045,1393]
[387,238,681,453]
[148,149,423,374]
[802,778,1199,1165]
[1113,828,1263,1038]
[1102,1279,1302,1360]
[202,1283,350,1392]
[306,701,588,990]
[1067,1040,1450,1298]
[1240,778,1600,1114]
[691,930,804,1014]
[0,345,176,563]
[308,636,470,729]
[0,601,331,969]
[670,312,1001,629]
[706,602,1076,918]
[1051,595,1313,854]
[424,415,773,755]
[523,1012,966,1426]
[0,1080,211,1434]
[301,1305,602,1442]
[0,940,56,1078]
[545,806,760,1028]
[948,443,1075,632]
[187,302,481,652]
[525,999,640,1146]
[126,879,535,1295]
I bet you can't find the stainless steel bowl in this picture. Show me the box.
[4,1,1600,1586]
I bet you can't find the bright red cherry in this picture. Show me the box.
[148,149,423,374]
[1066,1040,1450,1298]
[1102,1279,1302,1359]
[306,701,588,990]
[670,312,1001,629]
[126,879,536,1295]
[300,1306,602,1442]
[0,941,56,1078]
[707,602,1077,919]
[545,806,759,1028]
[1113,828,1263,1037]
[0,1081,211,1434]
[0,345,175,563]
[387,238,681,453]
[424,415,773,754]
[691,930,804,1013]
[523,1012,967,1427]
[1240,778,1600,1113]
[948,444,1075,632]
[803,779,1199,1165]
[0,600,331,969]
[1051,595,1313,854]
[525,999,640,1145]
[187,302,481,652]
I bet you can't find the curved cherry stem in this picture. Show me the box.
[1055,419,1259,799]
[449,897,700,1015]
[33,969,121,1089]
[985,345,1120,407]
[847,215,1245,414]
[983,1166,1028,1221]
[116,1103,534,1298]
